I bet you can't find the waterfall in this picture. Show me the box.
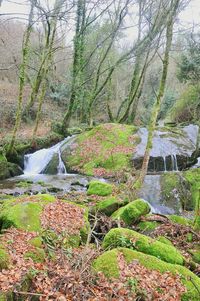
[171,154,178,171]
[57,149,67,174]
[24,137,73,175]
[163,156,167,172]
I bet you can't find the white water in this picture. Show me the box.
[24,137,72,175]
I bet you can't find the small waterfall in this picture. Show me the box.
[163,156,167,172]
[57,149,67,174]
[24,137,73,175]
[171,154,178,171]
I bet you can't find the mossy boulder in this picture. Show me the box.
[0,194,56,232]
[0,153,11,180]
[156,236,173,246]
[112,199,150,225]
[95,197,128,216]
[93,248,200,300]
[87,181,113,196]
[103,228,184,265]
[61,123,138,176]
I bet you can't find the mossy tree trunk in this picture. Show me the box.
[31,3,60,142]
[8,2,34,154]
[62,0,86,133]
[134,0,181,190]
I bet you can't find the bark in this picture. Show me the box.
[134,0,181,190]
[31,16,58,140]
[8,2,34,153]
[62,0,86,132]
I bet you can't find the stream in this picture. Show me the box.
[0,131,199,214]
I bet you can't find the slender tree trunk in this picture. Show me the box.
[62,0,86,132]
[134,0,180,190]
[8,3,34,154]
[31,20,57,141]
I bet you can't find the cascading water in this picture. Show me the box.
[57,149,67,174]
[24,137,73,175]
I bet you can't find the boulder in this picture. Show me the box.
[61,123,137,176]
[94,197,128,216]
[103,228,185,265]
[93,248,200,300]
[133,125,199,172]
[112,199,150,225]
[0,194,89,247]
[87,180,113,196]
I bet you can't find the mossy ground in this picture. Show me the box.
[103,228,184,265]
[93,248,200,301]
[112,199,150,225]
[0,194,56,232]
[64,123,138,176]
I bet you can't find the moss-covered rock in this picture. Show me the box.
[95,197,127,216]
[112,199,150,225]
[61,123,138,176]
[87,181,113,196]
[93,248,200,300]
[103,228,184,265]
[156,236,173,246]
[0,153,11,180]
[0,194,56,232]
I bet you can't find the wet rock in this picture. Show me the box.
[133,125,199,172]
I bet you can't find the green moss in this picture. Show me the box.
[16,181,32,188]
[189,249,200,264]
[64,123,137,176]
[93,248,200,300]
[156,236,173,246]
[168,215,192,226]
[0,194,56,232]
[184,169,200,215]
[87,181,113,196]
[95,197,127,216]
[28,237,43,248]
[103,228,184,265]
[0,248,9,270]
[24,248,45,263]
[112,199,150,225]
[137,221,159,232]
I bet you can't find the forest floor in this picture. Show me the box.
[0,81,64,140]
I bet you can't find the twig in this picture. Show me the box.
[14,291,46,297]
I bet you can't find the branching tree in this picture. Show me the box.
[134,0,181,190]
[8,1,35,154]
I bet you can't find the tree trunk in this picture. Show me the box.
[62,0,86,133]
[8,3,34,154]
[134,0,180,190]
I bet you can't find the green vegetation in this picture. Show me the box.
[0,194,55,232]
[0,248,9,270]
[63,124,137,176]
[87,180,113,196]
[103,228,184,265]
[93,248,200,300]
[112,199,150,225]
[95,197,127,216]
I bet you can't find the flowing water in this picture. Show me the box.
[0,126,199,215]
[24,136,73,175]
